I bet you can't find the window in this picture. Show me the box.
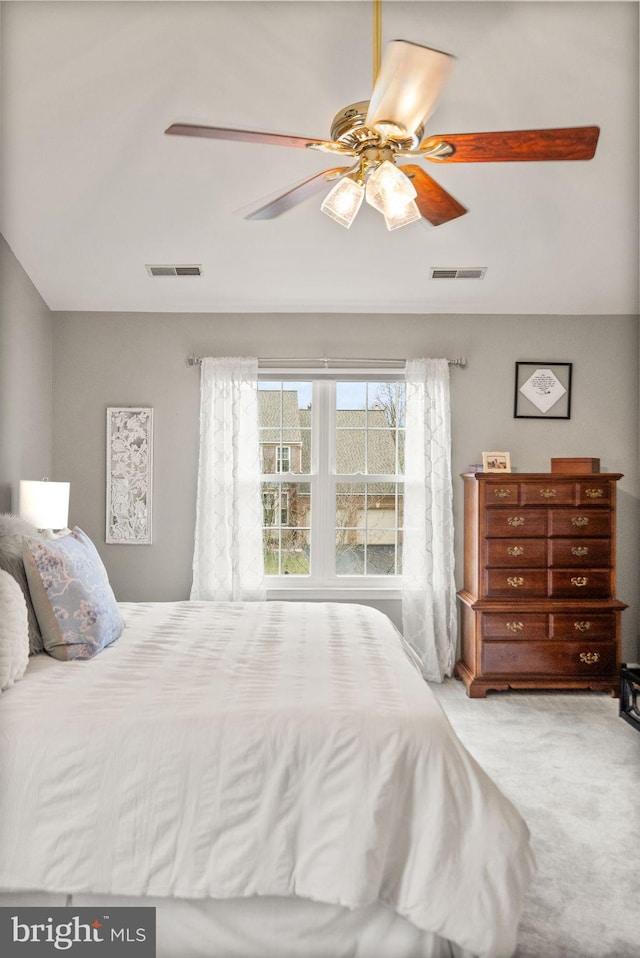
[261,445,292,473]
[258,378,405,590]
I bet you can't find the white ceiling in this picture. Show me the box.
[1,0,638,315]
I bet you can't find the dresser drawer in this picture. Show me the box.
[482,613,548,639]
[552,613,616,640]
[485,510,547,538]
[520,481,575,506]
[484,483,520,505]
[482,640,617,677]
[549,538,611,567]
[484,569,548,597]
[548,510,611,537]
[486,538,547,567]
[577,481,612,506]
[549,569,611,598]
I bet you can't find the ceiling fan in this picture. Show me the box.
[165,1,599,231]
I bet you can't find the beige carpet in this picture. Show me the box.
[430,678,639,958]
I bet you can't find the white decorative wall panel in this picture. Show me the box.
[106,407,153,544]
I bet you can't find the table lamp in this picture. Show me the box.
[19,479,70,534]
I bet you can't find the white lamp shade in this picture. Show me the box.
[19,480,70,530]
[320,177,365,228]
[365,160,417,215]
[384,198,422,231]
[366,40,453,139]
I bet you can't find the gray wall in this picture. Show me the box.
[0,235,53,511]
[51,311,640,661]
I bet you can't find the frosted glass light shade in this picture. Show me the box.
[384,199,422,231]
[366,161,417,215]
[366,40,453,139]
[321,177,364,228]
[19,480,70,530]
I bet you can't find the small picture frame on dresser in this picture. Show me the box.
[482,451,511,473]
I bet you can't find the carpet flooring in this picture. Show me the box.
[429,678,640,958]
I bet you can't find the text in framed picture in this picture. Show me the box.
[514,361,572,419]
[106,407,153,544]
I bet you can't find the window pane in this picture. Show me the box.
[299,429,312,473]
[264,529,310,575]
[336,535,365,575]
[259,382,312,476]
[336,429,365,475]
[336,481,402,576]
[335,381,404,477]
[283,482,310,528]
[396,429,405,475]
[260,444,277,474]
[368,382,406,428]
[337,382,366,410]
[262,481,310,576]
[365,427,397,474]
[279,529,310,575]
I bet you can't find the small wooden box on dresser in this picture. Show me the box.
[456,472,627,698]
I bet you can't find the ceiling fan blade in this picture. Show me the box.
[165,123,350,153]
[244,168,352,220]
[401,165,467,226]
[419,127,600,163]
[365,40,453,138]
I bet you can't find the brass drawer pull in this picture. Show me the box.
[572,516,589,527]
[579,651,600,665]
[506,621,524,633]
[571,576,589,587]
[507,516,525,527]
[507,576,525,588]
[585,488,604,499]
[574,621,592,632]
[494,488,512,499]
[571,546,589,557]
[507,546,524,556]
[539,488,557,499]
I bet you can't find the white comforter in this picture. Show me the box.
[0,602,534,958]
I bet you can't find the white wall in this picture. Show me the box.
[0,235,53,511]
[52,311,640,660]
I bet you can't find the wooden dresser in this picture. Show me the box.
[456,472,626,698]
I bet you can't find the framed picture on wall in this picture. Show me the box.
[482,451,512,473]
[106,407,153,544]
[514,361,572,419]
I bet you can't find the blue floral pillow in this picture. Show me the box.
[22,528,124,660]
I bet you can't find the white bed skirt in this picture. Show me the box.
[0,892,476,958]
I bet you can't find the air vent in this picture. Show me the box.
[431,267,487,280]
[146,264,202,277]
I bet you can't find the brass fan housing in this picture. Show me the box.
[329,100,424,152]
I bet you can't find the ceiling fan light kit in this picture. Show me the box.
[165,3,600,233]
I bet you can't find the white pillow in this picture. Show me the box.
[0,568,30,692]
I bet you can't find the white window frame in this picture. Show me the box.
[260,374,404,600]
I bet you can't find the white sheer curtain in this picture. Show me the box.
[402,358,457,681]
[191,357,266,601]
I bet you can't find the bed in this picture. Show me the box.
[0,598,534,958]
